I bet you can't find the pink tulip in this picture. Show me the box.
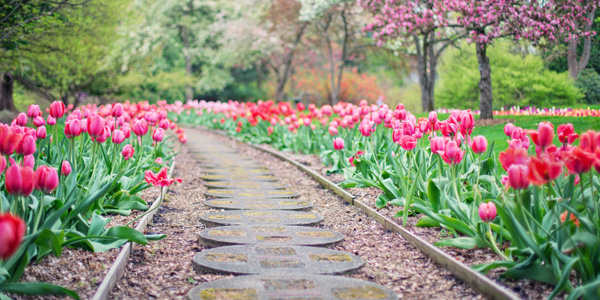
[428,111,437,126]
[399,135,417,151]
[471,135,488,154]
[34,165,59,193]
[61,161,71,176]
[64,119,83,138]
[504,123,515,137]
[27,104,41,118]
[508,164,529,189]
[133,119,148,136]
[155,157,163,164]
[47,116,56,125]
[152,128,165,142]
[122,144,134,160]
[16,135,36,156]
[267,127,274,136]
[87,115,105,137]
[0,213,26,260]
[430,136,445,155]
[112,129,125,144]
[15,113,27,126]
[328,126,338,136]
[32,116,45,127]
[0,156,5,173]
[333,137,344,150]
[94,127,110,144]
[479,202,497,222]
[5,160,35,196]
[111,103,124,117]
[49,101,66,119]
[159,119,169,130]
[441,140,464,165]
[22,155,34,168]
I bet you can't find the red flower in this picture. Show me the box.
[49,101,66,119]
[348,151,364,167]
[528,122,554,149]
[560,211,580,227]
[564,147,594,174]
[144,168,182,187]
[5,159,35,196]
[399,135,417,151]
[557,123,578,145]
[580,130,599,153]
[34,165,59,194]
[0,213,26,259]
[527,156,563,185]
[498,148,529,171]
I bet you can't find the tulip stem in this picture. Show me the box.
[591,172,598,221]
[32,194,44,233]
[125,186,164,227]
[487,224,509,260]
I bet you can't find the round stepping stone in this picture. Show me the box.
[201,210,323,227]
[200,174,278,182]
[203,169,273,176]
[198,225,344,247]
[204,189,300,199]
[202,167,268,172]
[193,245,364,275]
[188,274,398,300]
[205,199,313,211]
[204,181,289,190]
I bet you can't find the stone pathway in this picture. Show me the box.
[187,134,398,300]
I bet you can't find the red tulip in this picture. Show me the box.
[333,137,345,150]
[399,135,417,151]
[428,111,437,126]
[34,165,59,193]
[560,211,580,227]
[5,159,35,196]
[498,148,529,171]
[297,103,305,111]
[580,130,598,153]
[0,213,26,259]
[527,156,563,185]
[478,202,496,222]
[94,127,110,144]
[112,129,125,144]
[133,119,148,136]
[49,101,66,119]
[508,164,530,189]
[122,144,134,160]
[178,134,187,144]
[471,135,488,154]
[87,115,105,137]
[61,161,71,176]
[16,135,36,156]
[0,156,5,173]
[565,148,594,174]
[557,123,578,145]
[529,122,554,149]
[27,104,41,118]
[267,127,274,136]
[144,168,182,187]
[159,119,169,130]
[595,149,600,173]
[152,128,165,142]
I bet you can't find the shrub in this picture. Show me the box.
[575,68,600,104]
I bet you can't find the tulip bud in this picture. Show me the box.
[22,155,34,168]
[34,165,59,193]
[333,137,344,150]
[47,116,56,125]
[504,123,515,137]
[508,164,529,189]
[155,157,163,164]
[112,129,125,144]
[5,160,35,196]
[27,104,41,118]
[471,136,488,154]
[152,128,165,142]
[111,103,124,117]
[0,213,26,259]
[87,115,105,137]
[428,111,438,126]
[49,101,66,119]
[15,113,27,126]
[61,161,72,176]
[16,135,36,156]
[478,202,497,222]
[122,144,134,160]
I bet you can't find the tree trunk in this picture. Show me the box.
[274,23,307,102]
[476,42,493,119]
[256,61,263,91]
[181,28,194,101]
[415,35,435,112]
[568,9,595,80]
[0,72,16,112]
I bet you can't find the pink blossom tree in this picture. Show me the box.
[362,0,596,118]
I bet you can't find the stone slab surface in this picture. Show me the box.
[198,225,344,247]
[193,245,364,275]
[202,169,273,176]
[200,210,323,227]
[205,199,313,211]
[188,274,398,300]
[200,174,278,182]
[204,189,300,199]
[204,181,289,190]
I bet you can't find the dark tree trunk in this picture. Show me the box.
[568,9,595,80]
[0,72,17,112]
[274,23,307,102]
[414,35,435,112]
[476,42,493,119]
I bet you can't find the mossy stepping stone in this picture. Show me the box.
[205,199,312,211]
[188,274,398,300]
[204,181,289,190]
[198,225,344,247]
[200,174,278,182]
[193,245,364,275]
[204,189,300,199]
[201,210,323,227]
[203,169,273,176]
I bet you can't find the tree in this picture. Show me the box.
[567,3,596,79]
[360,0,465,112]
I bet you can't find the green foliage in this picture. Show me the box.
[575,69,600,104]
[547,19,600,75]
[436,41,582,109]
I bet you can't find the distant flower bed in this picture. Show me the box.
[436,106,600,117]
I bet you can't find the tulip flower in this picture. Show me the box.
[122,144,134,160]
[5,160,35,196]
[133,119,149,136]
[430,137,446,155]
[111,103,124,117]
[328,126,338,136]
[479,202,497,222]
[16,135,36,156]
[47,116,56,125]
[36,126,47,139]
[64,119,83,138]
[32,116,45,127]
[504,123,516,137]
[87,115,105,137]
[471,136,488,154]
[267,127,274,136]
[34,165,59,193]
[333,137,344,150]
[297,103,305,111]
[527,156,563,186]
[22,155,34,168]
[399,135,417,151]
[112,129,125,144]
[94,127,110,144]
[155,157,163,164]
[441,141,464,165]
[0,213,26,259]
[557,123,578,145]
[560,211,580,227]
[15,113,27,126]
[459,111,474,135]
[508,164,530,189]
[178,134,187,144]
[565,148,594,174]
[61,161,72,176]
[152,128,165,142]
[580,130,598,153]
[145,168,182,187]
[498,148,529,171]
[0,156,5,173]
[159,119,169,130]
[529,122,554,150]
[428,111,437,126]
[49,101,66,119]
[27,104,41,118]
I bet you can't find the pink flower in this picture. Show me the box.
[441,141,464,165]
[22,155,34,168]
[471,135,488,154]
[152,128,165,142]
[122,144,134,160]
[508,164,530,190]
[0,213,26,260]
[155,157,163,164]
[16,135,36,156]
[504,123,516,137]
[27,104,41,118]
[112,129,125,144]
[87,115,105,137]
[34,165,59,193]
[479,202,497,222]
[5,159,35,196]
[111,103,124,117]
[32,116,45,127]
[64,119,83,138]
[15,113,27,126]
[399,135,417,151]
[133,119,149,136]
[49,101,66,119]
[47,116,56,125]
[61,161,72,176]
[144,168,182,187]
[333,137,345,150]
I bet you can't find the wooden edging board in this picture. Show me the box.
[203,129,521,300]
[91,159,177,300]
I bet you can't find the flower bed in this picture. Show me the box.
[174,99,600,299]
[1,100,185,299]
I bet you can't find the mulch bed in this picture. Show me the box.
[474,118,515,127]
